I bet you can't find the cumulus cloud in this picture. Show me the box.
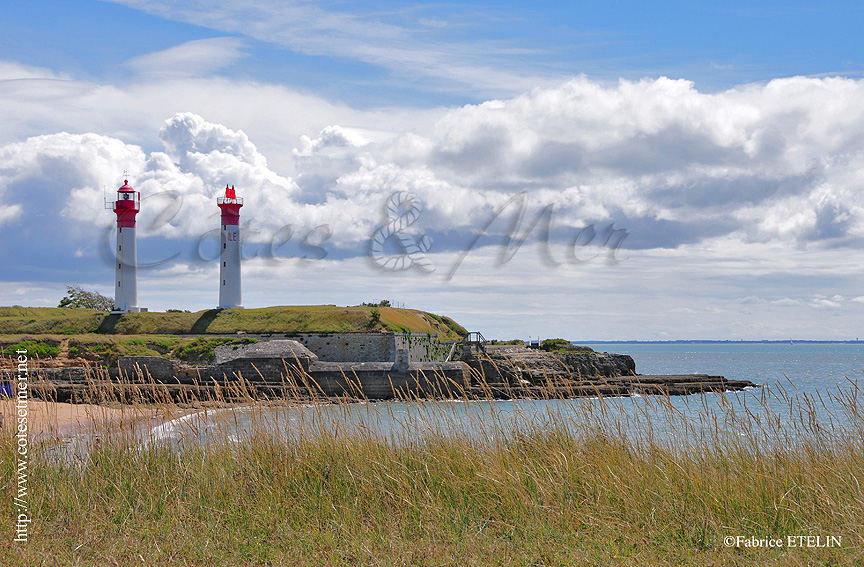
[7,72,864,263]
[4,73,864,338]
[5,74,864,259]
[277,75,864,256]
[0,58,406,176]
[0,132,145,229]
[294,125,370,157]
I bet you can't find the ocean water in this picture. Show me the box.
[151,342,864,449]
[585,341,864,390]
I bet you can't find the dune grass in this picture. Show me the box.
[1,371,862,566]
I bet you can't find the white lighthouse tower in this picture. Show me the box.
[218,185,243,309]
[111,180,141,312]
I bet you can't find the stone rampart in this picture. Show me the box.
[233,332,455,363]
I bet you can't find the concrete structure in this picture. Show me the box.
[110,180,141,313]
[217,185,243,309]
[209,339,471,399]
[227,332,457,364]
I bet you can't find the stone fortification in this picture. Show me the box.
[214,340,318,374]
[227,333,455,364]
[2,335,756,403]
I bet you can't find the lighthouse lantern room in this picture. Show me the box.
[109,180,142,312]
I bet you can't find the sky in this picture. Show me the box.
[2,0,864,340]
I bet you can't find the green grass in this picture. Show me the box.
[1,339,60,358]
[1,374,862,566]
[0,306,107,335]
[0,305,468,339]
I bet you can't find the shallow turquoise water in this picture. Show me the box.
[152,342,864,449]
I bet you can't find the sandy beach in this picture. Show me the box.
[0,399,185,440]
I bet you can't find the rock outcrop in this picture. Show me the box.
[464,345,754,398]
[3,340,757,404]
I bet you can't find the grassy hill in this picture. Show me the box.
[0,305,468,339]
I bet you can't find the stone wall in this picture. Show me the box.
[118,356,175,379]
[298,362,471,399]
[233,332,456,363]
[396,334,457,363]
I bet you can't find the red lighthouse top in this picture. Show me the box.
[217,184,243,226]
[113,180,140,228]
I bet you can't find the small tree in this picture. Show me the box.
[367,307,382,329]
[58,285,114,311]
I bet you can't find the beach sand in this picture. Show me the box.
[0,399,184,440]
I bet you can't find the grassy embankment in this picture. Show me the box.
[0,305,468,366]
[0,305,466,337]
[0,369,861,566]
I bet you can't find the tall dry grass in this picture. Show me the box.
[0,365,862,566]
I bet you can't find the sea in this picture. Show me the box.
[142,342,864,450]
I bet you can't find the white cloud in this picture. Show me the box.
[7,72,864,257]
[4,67,864,338]
[0,60,438,176]
[126,37,248,78]
[294,125,370,157]
[811,298,842,309]
[104,0,563,96]
[0,203,23,227]
[0,132,145,230]
[0,61,70,81]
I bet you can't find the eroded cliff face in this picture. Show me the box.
[468,345,635,386]
[553,352,636,379]
[462,345,754,398]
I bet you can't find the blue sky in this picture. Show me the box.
[6,1,863,104]
[2,0,864,339]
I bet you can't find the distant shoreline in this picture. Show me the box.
[575,340,863,344]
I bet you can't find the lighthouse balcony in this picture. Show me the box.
[217,197,244,205]
[106,196,140,210]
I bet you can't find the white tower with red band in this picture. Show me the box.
[111,180,141,312]
[218,185,243,309]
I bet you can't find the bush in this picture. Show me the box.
[2,340,61,358]
[539,339,594,353]
[367,308,382,329]
[58,285,114,311]
[488,339,524,345]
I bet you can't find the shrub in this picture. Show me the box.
[367,308,382,329]
[57,285,114,311]
[2,340,61,358]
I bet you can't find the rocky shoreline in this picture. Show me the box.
[462,345,755,398]
[5,338,757,404]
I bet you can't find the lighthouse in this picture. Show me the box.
[111,180,141,312]
[218,185,243,309]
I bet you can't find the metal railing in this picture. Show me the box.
[463,331,488,353]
